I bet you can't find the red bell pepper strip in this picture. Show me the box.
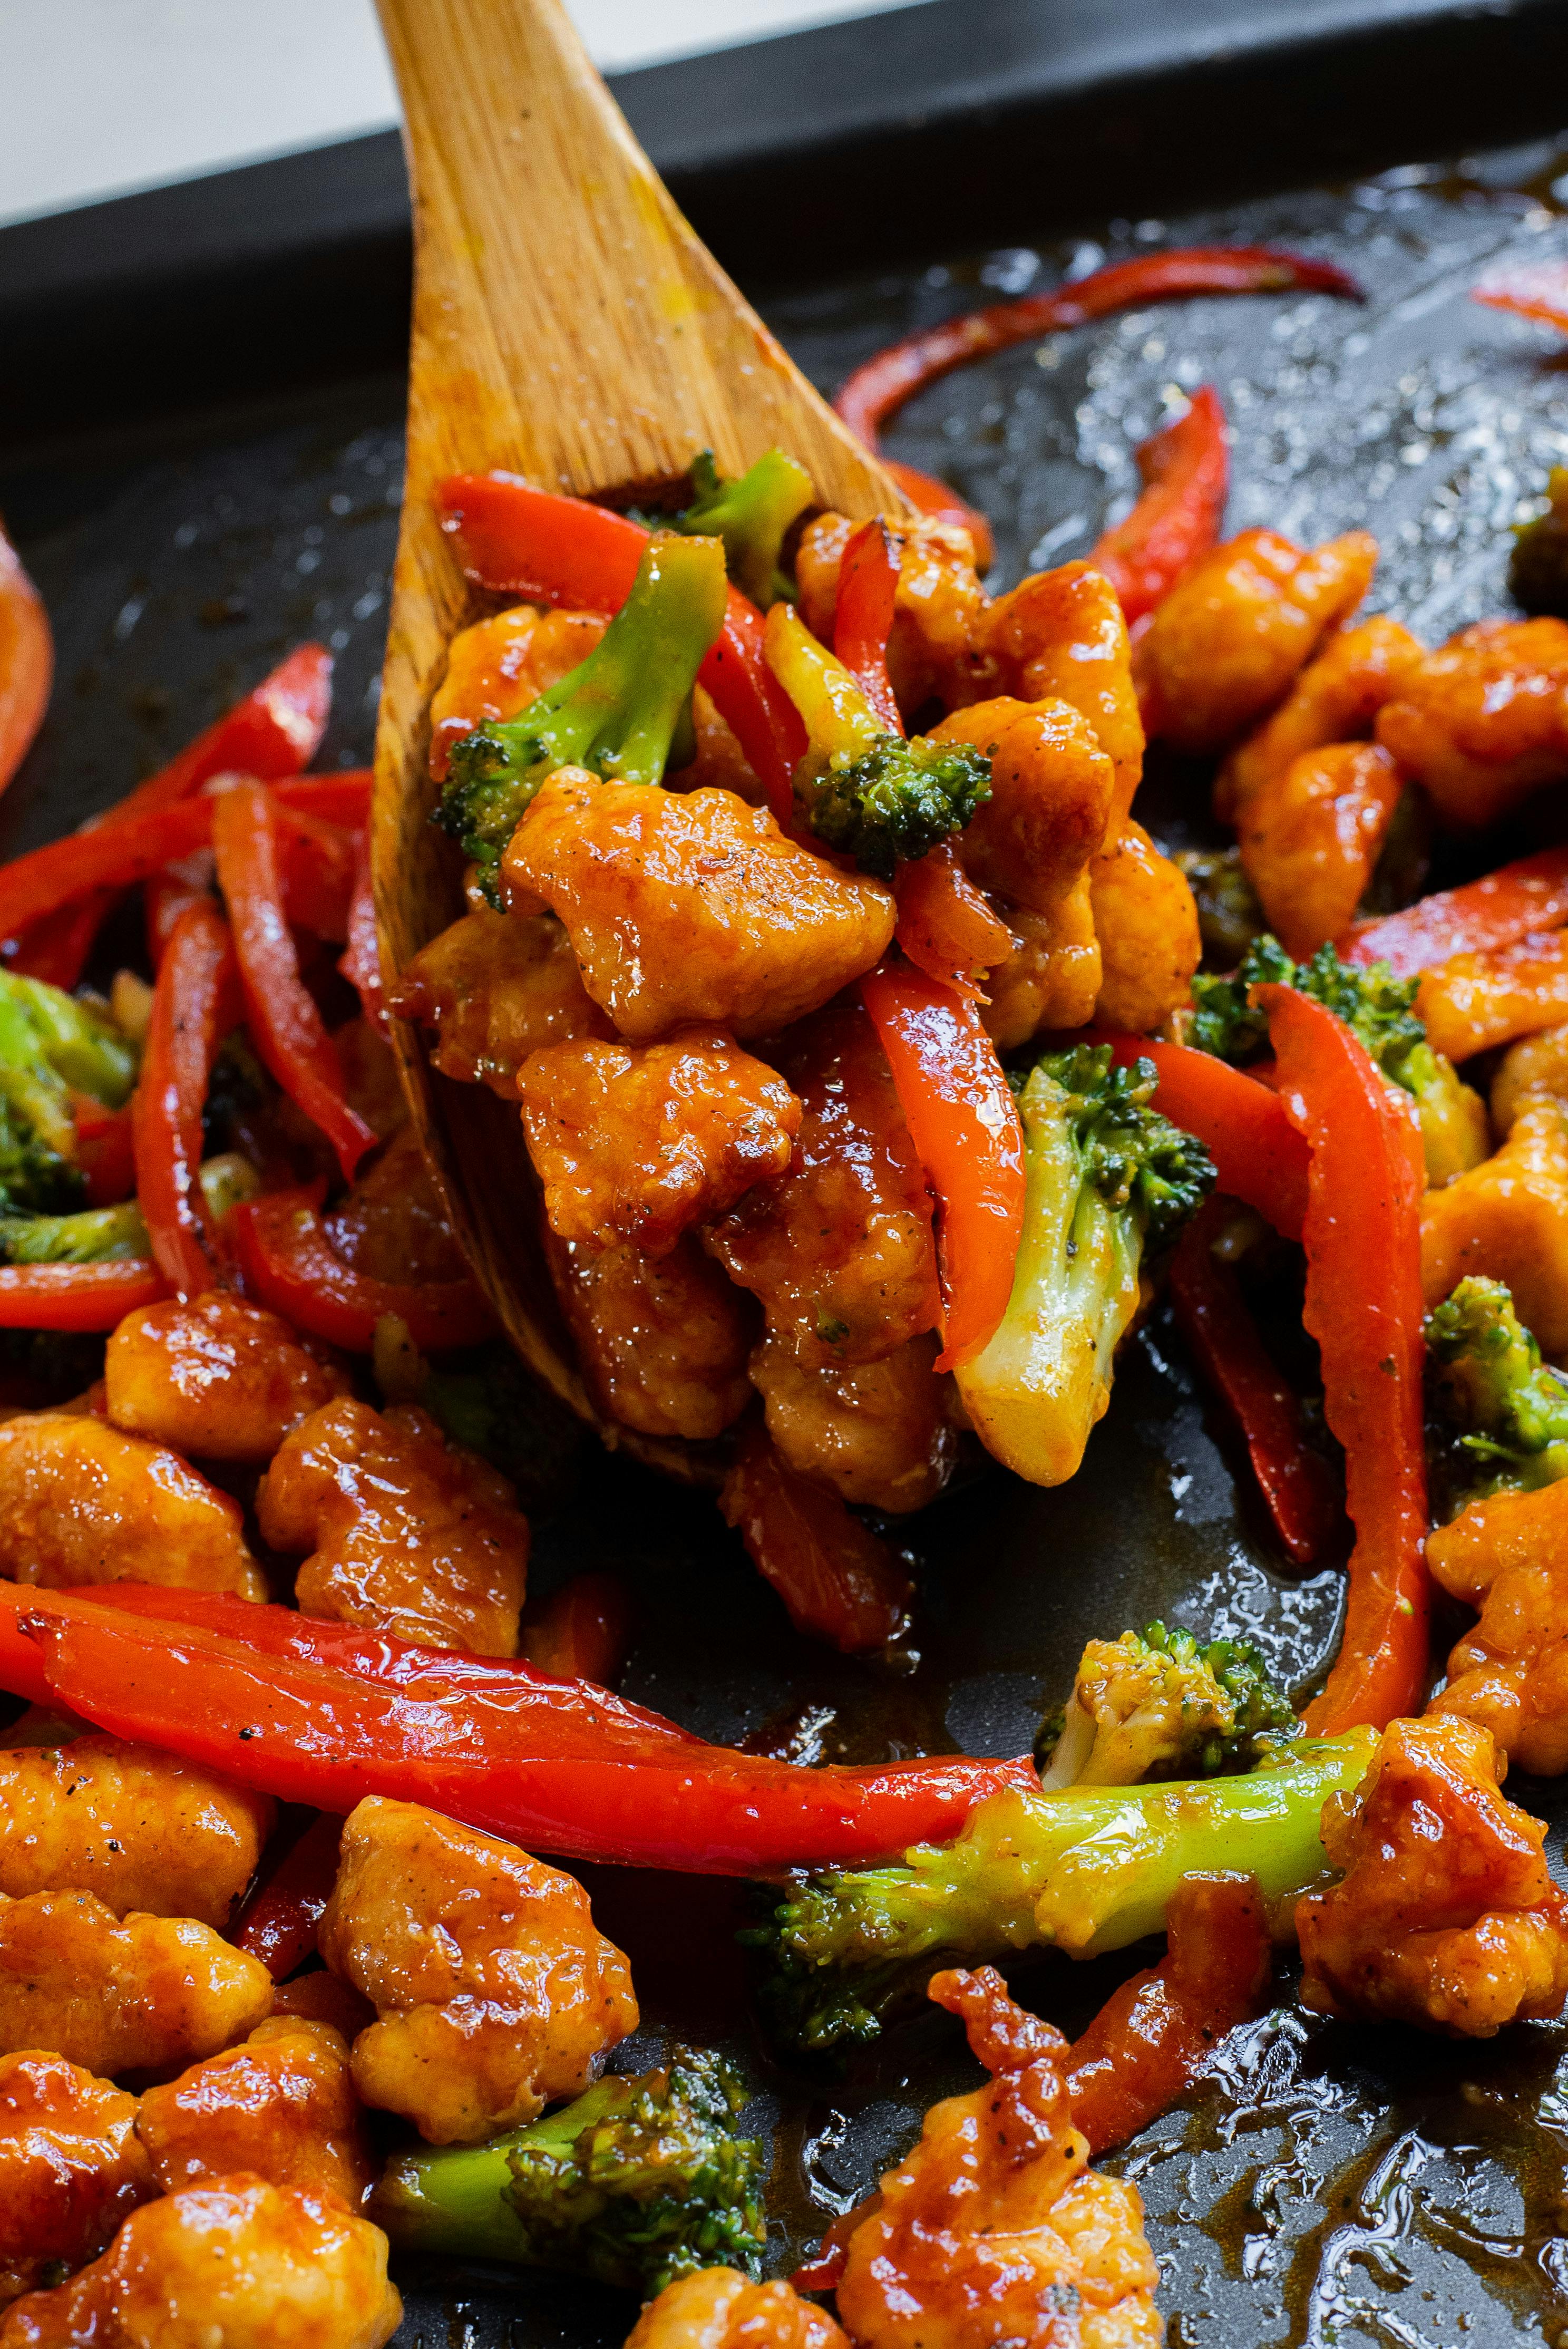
[1255,983,1430,1735]
[276,810,358,943]
[133,900,242,1300]
[0,802,213,950]
[833,519,903,732]
[144,857,216,968]
[1343,843,1568,978]
[893,843,1016,1002]
[1168,1205,1341,1567]
[880,459,996,570]
[1472,259,1568,334]
[719,1421,912,1653]
[437,474,806,822]
[0,1581,1037,1874]
[0,1260,168,1331]
[0,519,52,794]
[230,1190,494,1353]
[5,900,108,987]
[519,1571,635,1687]
[834,248,1362,449]
[338,837,386,1034]
[861,962,1026,1371]
[272,770,371,827]
[211,784,375,1184]
[1089,385,1229,624]
[233,1810,343,1980]
[72,1094,137,1210]
[1094,1032,1308,1242]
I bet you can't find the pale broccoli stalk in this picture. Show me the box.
[1036,1620,1300,1788]
[372,2047,766,2294]
[669,449,815,608]
[953,1046,1213,1488]
[750,1729,1376,2055]
[436,532,728,898]
[0,974,139,1214]
[1426,1276,1568,1504]
[0,1157,253,1267]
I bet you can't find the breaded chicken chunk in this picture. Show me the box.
[1375,616,1568,828]
[1216,613,1424,820]
[542,1226,755,1441]
[137,2017,372,2207]
[104,1293,350,1464]
[0,2053,153,2305]
[629,2270,849,2349]
[1238,740,1404,960]
[1090,818,1202,1035]
[1426,1480,1568,1774]
[388,906,614,1097]
[796,512,995,715]
[1421,1099,1568,1355]
[978,558,1146,821]
[1417,929,1568,1066]
[981,879,1103,1051]
[0,1891,273,2074]
[1492,1020,1568,1134]
[0,1413,265,1599]
[318,1797,637,2145]
[748,1331,956,1514]
[929,697,1114,916]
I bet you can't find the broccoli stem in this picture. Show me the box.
[0,1200,149,1265]
[672,450,815,608]
[373,2078,620,2263]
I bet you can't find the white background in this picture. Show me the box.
[0,0,929,228]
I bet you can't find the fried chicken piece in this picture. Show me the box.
[836,1964,1162,2349]
[388,906,614,1097]
[104,1292,350,1465]
[978,558,1146,821]
[429,603,606,780]
[502,772,895,1038]
[1493,1020,1568,1133]
[325,1125,471,1286]
[544,1225,755,1440]
[629,2270,850,2349]
[0,1891,273,2074]
[1090,818,1202,1035]
[1375,617,1568,828]
[0,1413,265,1600]
[1417,929,1568,1066]
[680,689,762,800]
[0,1736,272,1925]
[981,878,1103,1051]
[1238,740,1405,960]
[519,1027,801,1255]
[1420,1098,1568,1354]
[1216,613,1424,821]
[0,2175,402,2349]
[796,512,997,715]
[0,2054,154,2306]
[259,1399,529,1657]
[1297,1715,1568,2035]
[929,697,1115,916]
[703,1001,940,1367]
[269,1969,376,2043]
[1136,526,1378,753]
[318,1795,637,2145]
[749,1330,956,1513]
[137,2017,373,2207]
[1426,1480,1568,1773]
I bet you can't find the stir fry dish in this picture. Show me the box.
[1,231,1567,2346]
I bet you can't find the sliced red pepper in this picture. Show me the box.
[132,900,242,1300]
[272,771,371,827]
[276,809,358,943]
[0,802,213,950]
[880,459,996,570]
[1256,983,1430,1735]
[72,1093,137,1209]
[338,836,386,1034]
[437,474,806,822]
[835,248,1362,448]
[0,518,52,794]
[860,962,1026,1371]
[0,1260,168,1331]
[1168,1204,1341,1567]
[1089,385,1229,624]
[0,1581,1038,1874]
[1094,1032,1309,1242]
[719,1421,912,1653]
[1343,844,1568,977]
[233,1810,343,1979]
[1472,260,1568,334]
[230,1189,494,1353]
[519,1572,635,1686]
[893,842,1016,1001]
[6,900,108,987]
[144,858,217,968]
[833,518,903,732]
[211,784,375,1184]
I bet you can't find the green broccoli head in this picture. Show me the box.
[1509,467,1568,618]
[1041,1045,1215,1253]
[1426,1276,1568,1504]
[669,448,815,609]
[373,2047,766,2294]
[0,974,139,1215]
[0,1200,149,1265]
[807,735,992,879]
[1174,845,1267,969]
[1035,1620,1300,1788]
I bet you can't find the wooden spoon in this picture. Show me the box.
[371,0,906,1473]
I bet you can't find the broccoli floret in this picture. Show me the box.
[667,449,815,609]
[1174,845,1267,969]
[372,2046,766,2294]
[1509,467,1568,617]
[0,1200,148,1264]
[435,532,728,898]
[1426,1276,1568,1503]
[1036,1620,1300,1788]
[953,1046,1213,1487]
[749,1728,1376,2055]
[0,974,139,1214]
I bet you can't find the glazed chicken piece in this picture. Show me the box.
[0,1736,272,1925]
[543,1225,755,1440]
[748,1330,957,1513]
[104,1292,350,1464]
[502,772,895,1039]
[928,697,1115,915]
[1375,616,1568,828]
[1493,1020,1568,1133]
[318,1795,637,2145]
[0,2053,154,2306]
[1416,928,1568,1066]
[0,2175,402,2349]
[1135,526,1378,753]
[1420,1098,1568,1354]
[977,558,1146,820]
[1216,613,1424,820]
[628,2270,849,2349]
[796,511,996,714]
[519,1027,801,1255]
[1238,740,1405,960]
[836,1964,1162,2349]
[1089,818,1202,1035]
[259,1399,530,1657]
[1426,1480,1568,1774]
[0,1413,265,1599]
[137,2017,373,2207]
[1297,1715,1568,2035]
[428,603,606,779]
[704,1000,940,1367]
[387,905,613,1097]
[0,1890,273,2074]
[981,879,1103,1051]
[326,1124,473,1287]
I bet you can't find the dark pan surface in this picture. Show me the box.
[7,145,1568,2349]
